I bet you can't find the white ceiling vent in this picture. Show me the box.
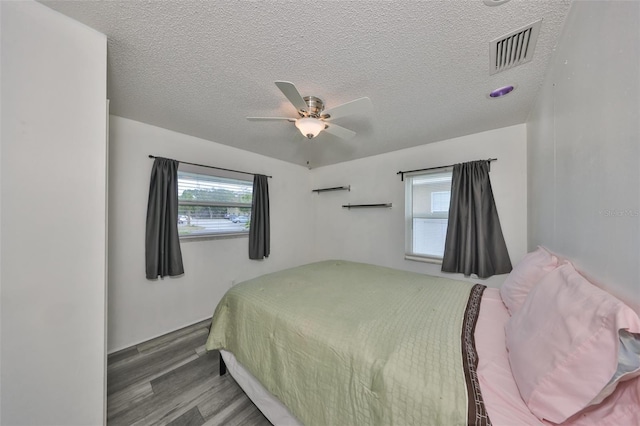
[490,19,542,75]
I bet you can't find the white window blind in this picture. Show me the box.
[177,169,253,238]
[405,169,453,260]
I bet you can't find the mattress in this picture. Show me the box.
[220,349,301,425]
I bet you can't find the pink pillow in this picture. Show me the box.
[499,246,558,315]
[505,262,640,423]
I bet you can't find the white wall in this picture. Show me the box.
[0,3,3,421]
[0,2,4,424]
[1,2,107,425]
[108,116,314,352]
[527,1,640,313]
[310,124,528,288]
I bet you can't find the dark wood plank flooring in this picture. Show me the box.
[107,319,272,426]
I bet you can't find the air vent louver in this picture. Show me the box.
[490,19,542,75]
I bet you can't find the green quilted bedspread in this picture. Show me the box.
[206,260,488,426]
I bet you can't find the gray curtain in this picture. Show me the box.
[249,174,270,259]
[441,160,511,278]
[145,158,184,279]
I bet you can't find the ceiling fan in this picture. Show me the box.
[247,81,372,140]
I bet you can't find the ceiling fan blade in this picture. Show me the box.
[323,122,356,140]
[247,117,296,122]
[321,97,372,121]
[275,81,308,113]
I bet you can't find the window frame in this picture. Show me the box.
[404,167,453,263]
[177,165,253,241]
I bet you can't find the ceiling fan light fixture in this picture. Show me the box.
[249,82,370,141]
[295,117,325,139]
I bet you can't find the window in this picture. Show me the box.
[405,169,452,260]
[431,191,451,213]
[177,167,253,238]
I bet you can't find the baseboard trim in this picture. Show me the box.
[107,316,212,355]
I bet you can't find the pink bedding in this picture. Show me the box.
[477,288,544,425]
[476,288,640,426]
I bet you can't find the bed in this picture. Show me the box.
[205,255,640,426]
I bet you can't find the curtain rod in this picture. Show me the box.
[148,155,272,179]
[397,158,497,181]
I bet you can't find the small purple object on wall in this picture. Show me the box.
[490,85,515,98]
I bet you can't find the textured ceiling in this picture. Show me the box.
[41,0,572,168]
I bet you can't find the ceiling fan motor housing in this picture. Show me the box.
[302,96,325,118]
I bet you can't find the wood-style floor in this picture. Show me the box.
[107,318,272,426]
